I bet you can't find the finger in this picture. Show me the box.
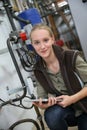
[49,97,56,105]
[39,98,43,105]
[33,102,39,107]
[56,96,63,102]
[56,95,64,99]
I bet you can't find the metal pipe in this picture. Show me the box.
[2,0,17,31]
[7,38,27,102]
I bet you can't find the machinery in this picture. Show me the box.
[0,0,45,129]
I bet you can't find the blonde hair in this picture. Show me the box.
[30,23,54,41]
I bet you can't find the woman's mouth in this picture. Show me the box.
[41,50,47,54]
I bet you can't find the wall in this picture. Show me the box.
[68,0,87,60]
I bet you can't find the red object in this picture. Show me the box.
[19,32,27,41]
[55,39,64,47]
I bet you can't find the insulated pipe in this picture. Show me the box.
[2,0,17,31]
[7,38,27,102]
[12,13,30,25]
[8,118,40,130]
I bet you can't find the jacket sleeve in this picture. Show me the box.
[75,55,87,86]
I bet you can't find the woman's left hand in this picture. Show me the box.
[56,95,74,108]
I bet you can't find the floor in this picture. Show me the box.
[32,119,77,130]
[68,127,77,130]
[32,110,78,130]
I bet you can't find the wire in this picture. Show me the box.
[17,47,38,72]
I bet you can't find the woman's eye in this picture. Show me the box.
[44,39,49,42]
[33,41,40,45]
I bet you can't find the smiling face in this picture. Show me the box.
[30,28,55,60]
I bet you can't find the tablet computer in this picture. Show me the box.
[27,99,48,103]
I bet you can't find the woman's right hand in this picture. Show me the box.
[33,97,57,109]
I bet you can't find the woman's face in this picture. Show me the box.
[31,29,55,59]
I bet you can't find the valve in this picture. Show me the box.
[9,30,27,44]
[19,31,27,41]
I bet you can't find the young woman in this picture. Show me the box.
[30,23,87,130]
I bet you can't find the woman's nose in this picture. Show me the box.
[40,42,45,48]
